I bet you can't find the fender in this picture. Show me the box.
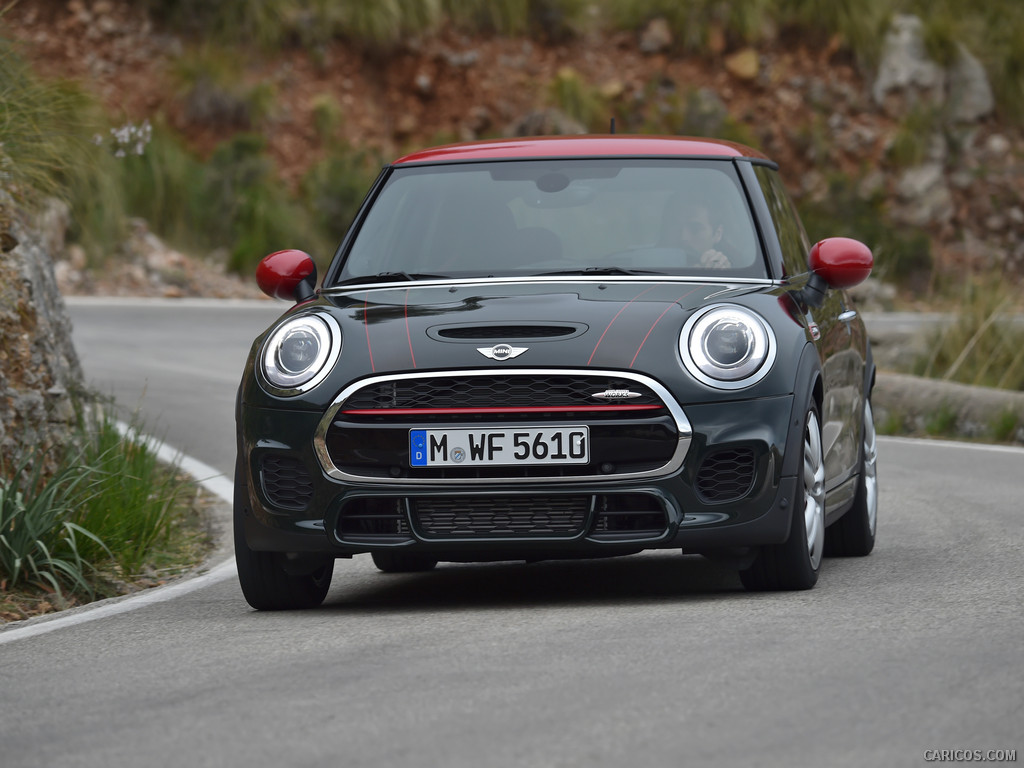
[780,342,823,479]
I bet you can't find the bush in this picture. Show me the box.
[71,410,193,577]
[300,145,380,256]
[796,172,932,287]
[0,37,113,238]
[0,450,107,605]
[1,407,209,609]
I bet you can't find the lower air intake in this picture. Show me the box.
[412,495,589,539]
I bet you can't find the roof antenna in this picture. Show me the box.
[610,117,616,134]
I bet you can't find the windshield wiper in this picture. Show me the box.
[337,271,446,285]
[537,266,662,276]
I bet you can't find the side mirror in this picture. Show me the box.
[256,250,318,303]
[797,237,873,308]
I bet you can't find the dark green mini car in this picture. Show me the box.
[234,135,878,610]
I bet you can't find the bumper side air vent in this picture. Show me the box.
[695,448,756,502]
[337,497,412,544]
[591,493,668,540]
[261,455,315,510]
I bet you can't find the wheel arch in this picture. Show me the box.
[781,342,823,479]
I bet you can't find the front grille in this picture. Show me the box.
[695,448,756,502]
[261,455,315,510]
[413,495,589,538]
[323,372,681,482]
[341,374,662,410]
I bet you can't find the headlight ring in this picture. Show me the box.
[680,304,776,390]
[259,313,342,395]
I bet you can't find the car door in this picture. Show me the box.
[750,165,864,490]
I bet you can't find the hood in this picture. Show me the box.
[317,279,776,374]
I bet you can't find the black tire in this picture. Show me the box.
[371,550,439,573]
[740,403,825,591]
[233,459,332,610]
[825,398,878,557]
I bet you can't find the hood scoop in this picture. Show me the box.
[431,323,585,342]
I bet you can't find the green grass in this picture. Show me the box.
[887,106,943,169]
[0,448,108,606]
[70,409,191,577]
[300,144,381,256]
[989,409,1022,443]
[548,67,604,130]
[0,37,110,233]
[914,279,1024,391]
[1,406,211,609]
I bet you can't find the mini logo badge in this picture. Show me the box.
[477,344,528,361]
[592,389,642,400]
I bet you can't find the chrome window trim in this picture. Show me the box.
[320,276,782,295]
[313,368,693,485]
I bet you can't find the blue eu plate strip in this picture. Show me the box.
[409,430,427,467]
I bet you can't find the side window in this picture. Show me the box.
[754,166,811,277]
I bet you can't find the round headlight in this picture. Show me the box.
[681,305,775,389]
[260,314,341,394]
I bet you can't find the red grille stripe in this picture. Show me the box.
[340,404,664,416]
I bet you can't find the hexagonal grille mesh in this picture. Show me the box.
[695,448,756,502]
[261,455,315,510]
[342,374,662,410]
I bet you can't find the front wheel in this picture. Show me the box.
[740,404,825,591]
[825,397,878,556]
[234,460,332,610]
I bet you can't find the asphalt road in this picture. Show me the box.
[1,298,1021,768]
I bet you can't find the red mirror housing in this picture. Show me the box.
[256,250,317,302]
[809,237,873,290]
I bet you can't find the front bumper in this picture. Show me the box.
[237,392,798,559]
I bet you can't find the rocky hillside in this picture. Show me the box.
[4,0,1023,301]
[0,199,83,469]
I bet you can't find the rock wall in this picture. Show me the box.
[0,199,84,469]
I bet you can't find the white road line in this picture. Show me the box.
[0,429,237,645]
[879,435,1024,456]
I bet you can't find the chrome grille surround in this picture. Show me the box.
[314,368,692,485]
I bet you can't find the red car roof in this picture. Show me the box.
[393,135,769,165]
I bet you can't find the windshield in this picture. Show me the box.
[334,158,767,283]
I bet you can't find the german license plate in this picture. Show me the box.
[409,426,589,467]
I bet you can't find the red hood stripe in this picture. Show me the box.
[364,294,375,372]
[630,287,702,368]
[587,286,656,366]
[404,288,417,369]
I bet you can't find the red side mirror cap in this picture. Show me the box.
[256,250,317,302]
[808,237,873,290]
